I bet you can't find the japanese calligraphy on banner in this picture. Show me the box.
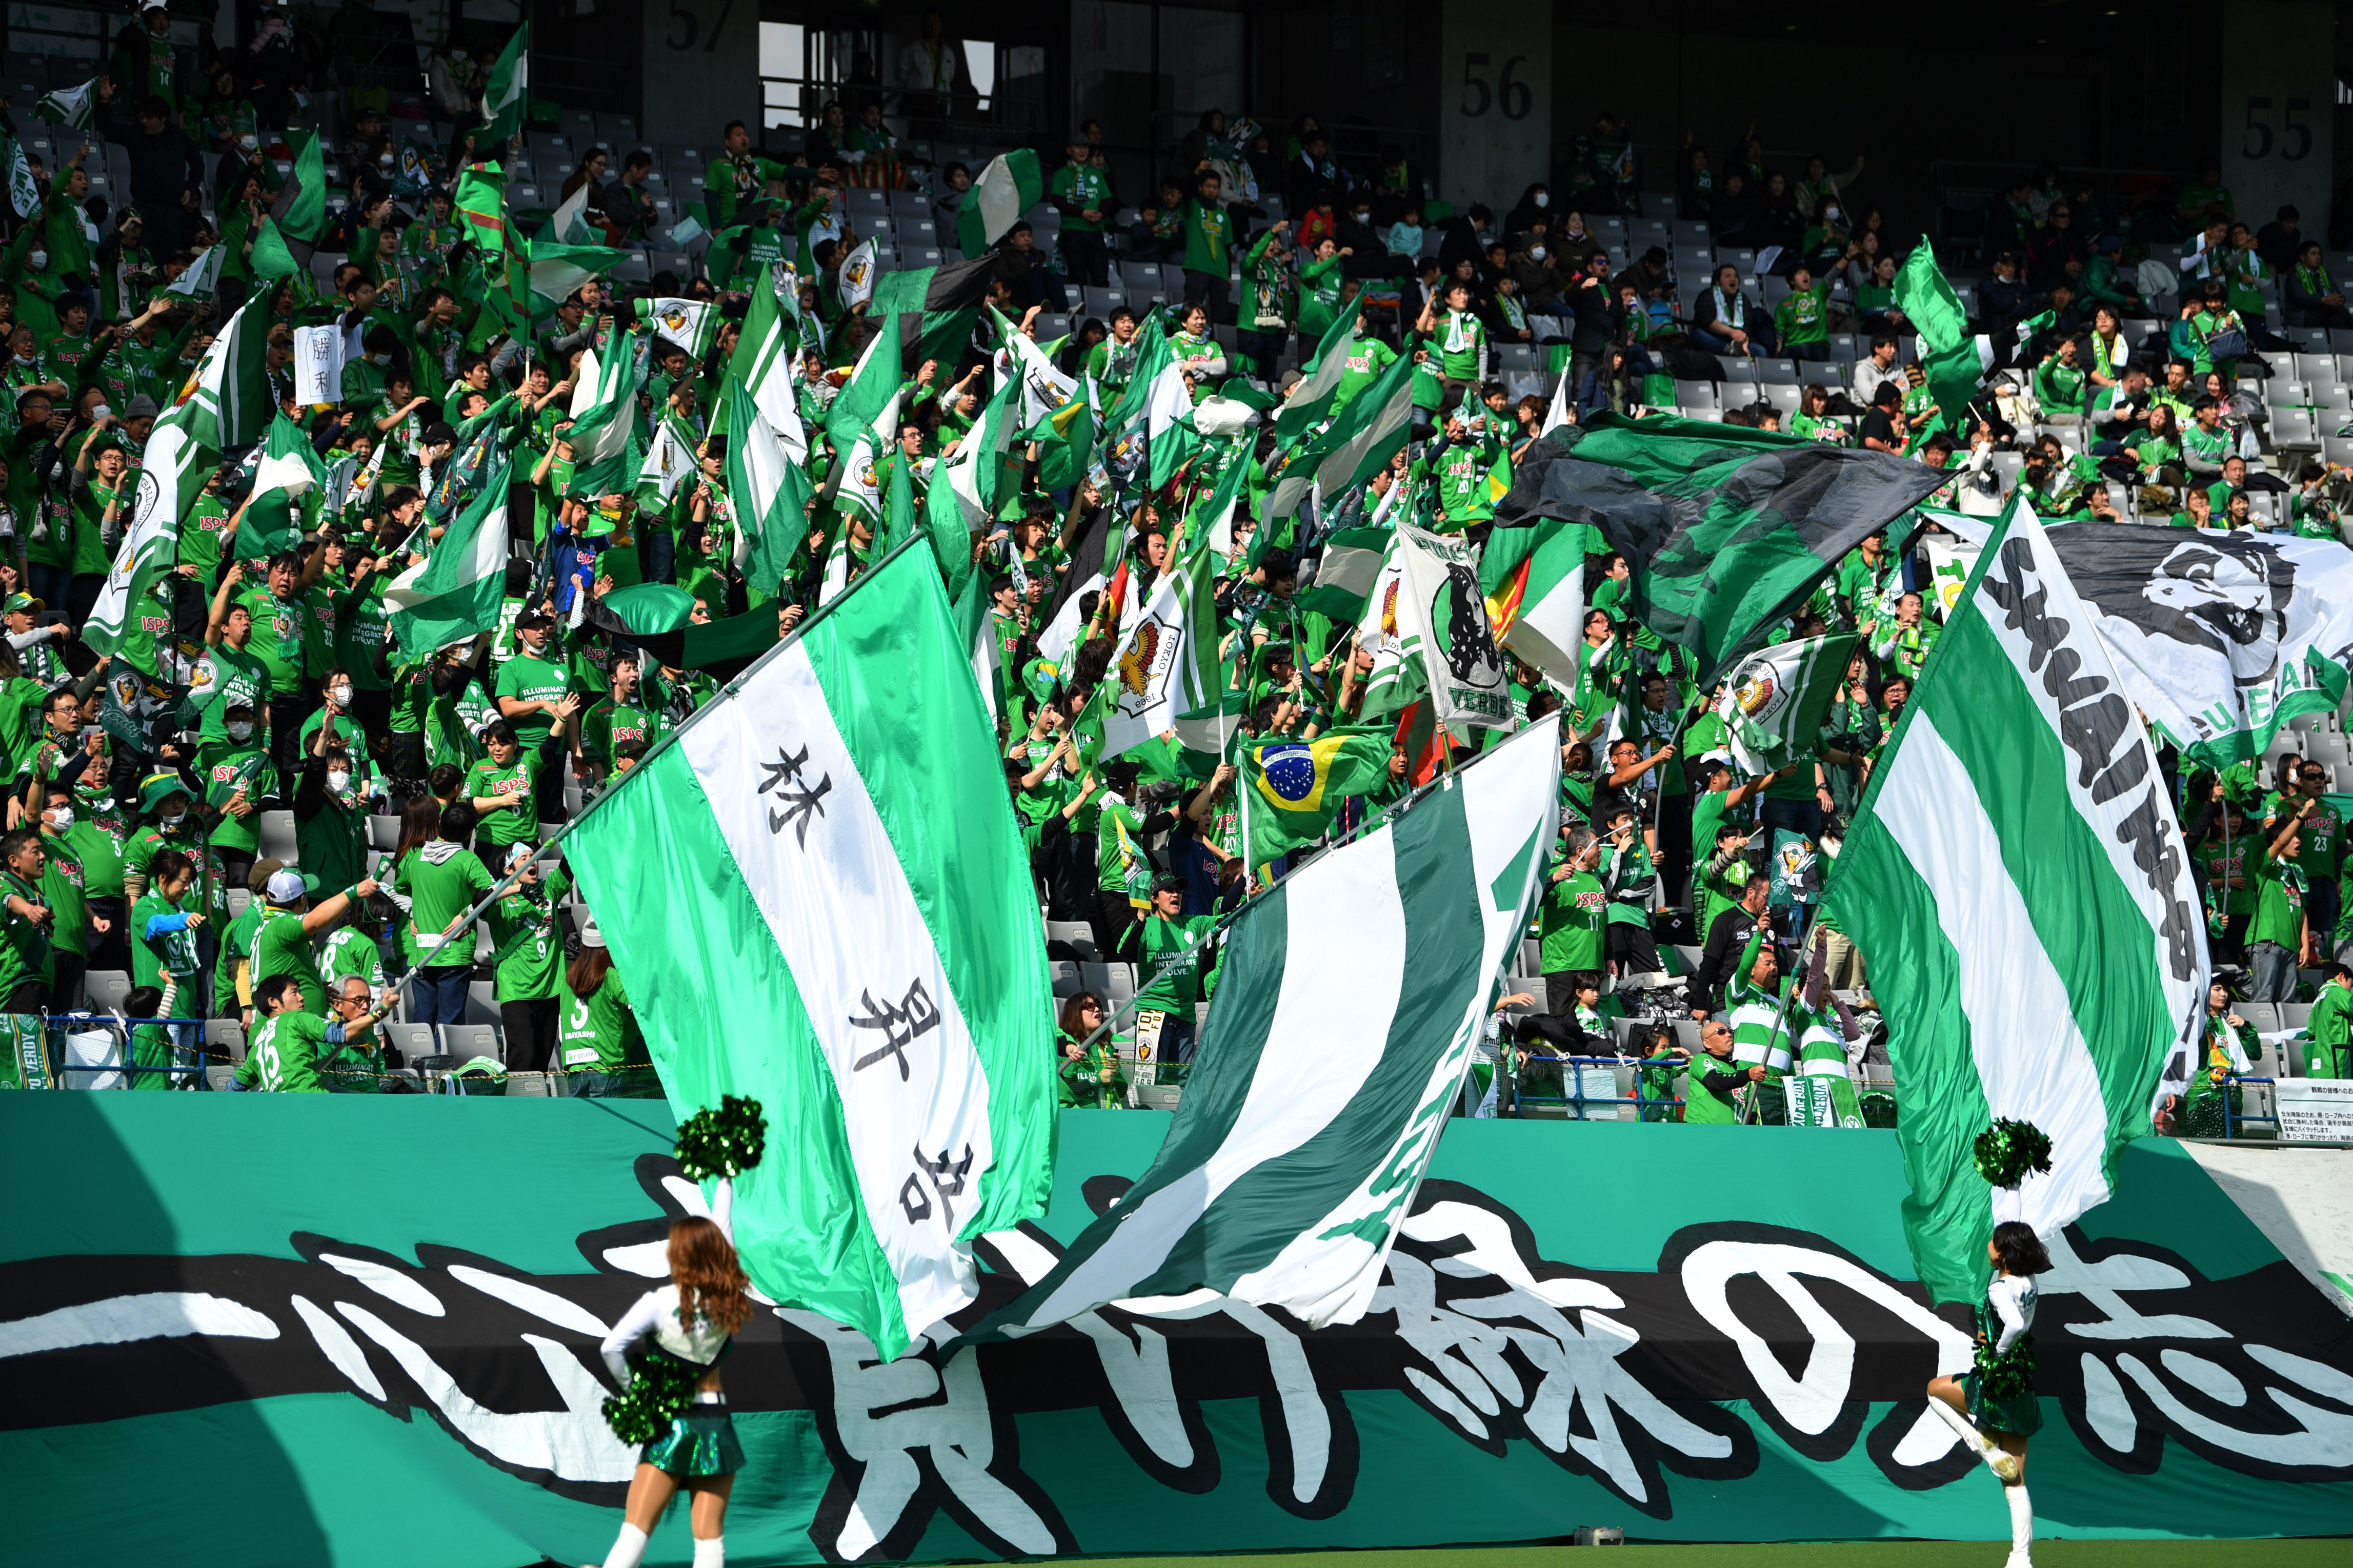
[10,1099,2353,1567]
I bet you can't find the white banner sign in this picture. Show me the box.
[292,325,344,408]
[2276,1077,2353,1143]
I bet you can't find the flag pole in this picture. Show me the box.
[376,535,933,1006]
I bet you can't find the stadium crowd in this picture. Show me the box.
[0,9,2343,1132]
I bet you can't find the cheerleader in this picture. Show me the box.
[588,1216,752,1568]
[1924,1220,2053,1567]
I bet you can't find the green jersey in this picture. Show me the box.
[238,1009,333,1092]
[130,888,203,988]
[203,746,276,854]
[1135,912,1217,1016]
[250,906,327,1016]
[1049,161,1112,234]
[37,831,89,955]
[237,588,319,694]
[316,924,385,1000]
[2249,841,2307,950]
[465,751,542,846]
[558,968,641,1070]
[494,652,571,748]
[1539,865,1608,974]
[1180,198,1232,277]
[488,868,571,1001]
[0,867,55,996]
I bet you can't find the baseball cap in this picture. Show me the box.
[265,868,316,906]
[514,605,555,628]
[422,421,457,446]
[4,592,42,613]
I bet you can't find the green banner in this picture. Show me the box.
[4,1099,2349,1565]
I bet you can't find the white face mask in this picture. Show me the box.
[227,720,253,741]
[327,769,351,795]
[159,806,185,827]
[45,807,72,831]
[369,353,391,367]
[1528,245,1545,261]
[1534,193,1549,208]
[330,683,353,706]
[27,251,45,269]
[90,403,111,421]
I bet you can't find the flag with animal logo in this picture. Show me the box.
[1397,523,1512,731]
[1099,531,1227,762]
[1713,633,1858,775]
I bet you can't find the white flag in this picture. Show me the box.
[292,325,344,406]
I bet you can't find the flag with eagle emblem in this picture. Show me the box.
[1242,728,1395,857]
[647,297,718,360]
[1100,532,1228,762]
[1712,633,1859,775]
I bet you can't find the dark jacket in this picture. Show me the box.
[98,103,207,210]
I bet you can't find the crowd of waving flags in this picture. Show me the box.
[344,51,2236,1361]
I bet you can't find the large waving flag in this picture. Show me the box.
[31,78,95,131]
[385,452,513,653]
[1893,246,1985,439]
[172,297,276,453]
[968,719,1557,1338]
[568,541,1055,1361]
[1822,498,2203,1308]
[1494,414,1946,682]
[82,421,206,675]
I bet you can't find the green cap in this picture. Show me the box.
[136,771,193,813]
[3,592,42,613]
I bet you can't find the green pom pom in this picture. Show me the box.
[600,1351,701,1445]
[1972,1118,2054,1189]
[1974,1333,2036,1402]
[675,1095,768,1183]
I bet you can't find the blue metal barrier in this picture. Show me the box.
[35,1014,214,1087]
[1502,1051,1687,1122]
[2222,1074,2281,1139]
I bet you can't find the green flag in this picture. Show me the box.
[955,149,1044,255]
[1821,498,2204,1307]
[1491,413,1946,682]
[384,453,513,652]
[565,540,1056,1362]
[477,24,529,146]
[727,263,804,444]
[1241,727,1395,857]
[172,296,276,452]
[248,215,299,281]
[83,422,206,675]
[722,379,811,601]
[277,129,327,245]
[1711,633,1859,774]
[966,721,1556,1341]
[1893,246,1984,438]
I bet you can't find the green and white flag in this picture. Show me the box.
[548,180,599,247]
[385,453,513,653]
[32,78,96,131]
[568,541,1055,1362]
[250,410,327,500]
[647,296,719,360]
[824,320,904,446]
[1354,526,1422,721]
[171,297,276,452]
[1293,527,1390,621]
[82,422,206,674]
[167,245,223,300]
[1714,632,1858,775]
[1273,315,1358,446]
[525,235,623,304]
[955,148,1043,256]
[477,23,529,146]
[1101,533,1224,761]
[565,341,637,469]
[726,263,807,457]
[969,719,1557,1338]
[724,378,811,600]
[1822,498,2203,1308]
[3,135,36,220]
[636,415,697,505]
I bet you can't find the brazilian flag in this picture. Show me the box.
[1242,727,1394,858]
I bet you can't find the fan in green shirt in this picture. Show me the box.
[202,722,275,858]
[1773,269,1832,352]
[0,832,56,1008]
[1538,827,1608,976]
[557,927,655,1093]
[1133,879,1219,1063]
[495,609,575,813]
[467,709,578,849]
[236,971,390,1093]
[1180,174,1233,282]
[2307,968,2353,1079]
[248,867,381,1019]
[129,848,207,1000]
